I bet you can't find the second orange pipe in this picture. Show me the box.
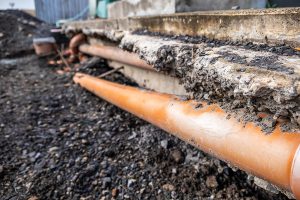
[79,44,153,70]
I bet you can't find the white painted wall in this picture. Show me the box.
[0,0,35,10]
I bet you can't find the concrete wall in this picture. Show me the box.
[108,0,267,18]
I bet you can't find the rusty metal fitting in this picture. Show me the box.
[69,33,86,55]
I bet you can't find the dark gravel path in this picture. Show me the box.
[0,53,289,200]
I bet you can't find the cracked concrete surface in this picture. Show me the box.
[119,34,300,132]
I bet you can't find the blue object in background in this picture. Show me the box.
[34,0,89,24]
[96,0,117,18]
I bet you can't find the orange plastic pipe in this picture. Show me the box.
[73,73,300,199]
[79,44,153,70]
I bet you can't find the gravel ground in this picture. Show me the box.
[0,53,290,200]
[0,10,291,200]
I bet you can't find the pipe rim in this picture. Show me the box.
[291,145,300,199]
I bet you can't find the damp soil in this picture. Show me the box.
[0,53,291,200]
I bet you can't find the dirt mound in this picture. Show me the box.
[0,10,51,58]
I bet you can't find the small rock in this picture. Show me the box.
[102,177,111,188]
[160,139,169,149]
[59,127,67,133]
[28,196,39,200]
[127,179,136,188]
[140,188,145,194]
[0,165,3,174]
[185,153,200,163]
[171,191,177,198]
[101,190,109,195]
[128,131,137,140]
[262,117,276,128]
[81,156,88,163]
[28,152,36,158]
[231,5,240,10]
[170,149,184,163]
[49,129,56,135]
[162,183,175,191]
[203,93,209,100]
[206,176,218,188]
[29,21,36,26]
[111,188,118,197]
[81,139,88,144]
[0,33,3,38]
[48,146,59,153]
[172,168,177,174]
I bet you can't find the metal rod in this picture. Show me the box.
[98,66,124,78]
[73,72,300,199]
[55,45,71,69]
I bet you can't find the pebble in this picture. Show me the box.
[231,6,240,10]
[81,156,88,163]
[160,139,169,149]
[162,183,175,191]
[102,177,111,188]
[127,179,136,188]
[111,188,118,197]
[28,196,39,200]
[206,176,218,188]
[172,168,177,174]
[128,131,137,140]
[170,149,184,163]
[0,165,3,174]
[59,127,67,133]
[48,146,59,153]
[49,128,56,135]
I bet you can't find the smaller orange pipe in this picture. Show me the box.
[70,33,86,55]
[79,44,153,70]
[73,73,300,199]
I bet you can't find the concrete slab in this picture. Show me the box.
[119,33,300,130]
[64,8,300,46]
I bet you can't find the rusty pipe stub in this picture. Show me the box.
[291,145,300,199]
[70,33,86,55]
